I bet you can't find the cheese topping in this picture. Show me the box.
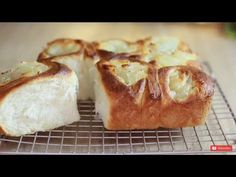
[46,42,81,56]
[0,61,48,86]
[143,37,198,67]
[151,36,180,54]
[168,69,196,101]
[99,40,138,53]
[110,60,148,86]
[156,51,198,67]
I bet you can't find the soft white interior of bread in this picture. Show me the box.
[99,40,138,53]
[0,61,48,86]
[168,69,196,101]
[110,60,148,86]
[94,68,110,123]
[46,42,81,57]
[52,56,95,100]
[0,72,80,136]
[84,58,97,100]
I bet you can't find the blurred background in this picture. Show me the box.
[0,23,235,114]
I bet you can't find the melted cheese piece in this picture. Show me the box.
[99,40,138,53]
[168,69,196,101]
[46,42,81,57]
[151,36,180,54]
[110,60,148,86]
[143,37,198,67]
[0,61,48,86]
[157,51,198,67]
[99,37,197,69]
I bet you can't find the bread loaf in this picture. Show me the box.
[95,54,214,130]
[0,61,80,136]
[38,38,98,100]
[37,36,214,130]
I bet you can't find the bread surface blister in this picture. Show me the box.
[0,36,215,136]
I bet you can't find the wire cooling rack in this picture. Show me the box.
[0,62,236,154]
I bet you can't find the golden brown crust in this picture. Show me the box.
[97,56,152,130]
[38,38,84,59]
[97,56,215,130]
[141,65,162,129]
[186,60,202,70]
[38,38,97,61]
[0,61,72,103]
[96,49,142,61]
[84,41,99,58]
[0,126,7,136]
[37,37,214,130]
[97,56,161,130]
[156,66,214,128]
[38,53,83,64]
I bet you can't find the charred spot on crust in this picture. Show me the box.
[121,64,129,68]
[102,64,112,70]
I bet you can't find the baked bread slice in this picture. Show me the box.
[143,65,214,129]
[94,55,147,129]
[95,54,214,130]
[0,61,80,136]
[38,38,98,100]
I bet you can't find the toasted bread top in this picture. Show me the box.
[96,54,161,102]
[158,65,215,104]
[0,61,72,102]
[96,36,199,68]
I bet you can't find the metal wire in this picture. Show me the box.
[168,129,174,152]
[0,62,236,154]
[30,132,38,153]
[155,130,161,151]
